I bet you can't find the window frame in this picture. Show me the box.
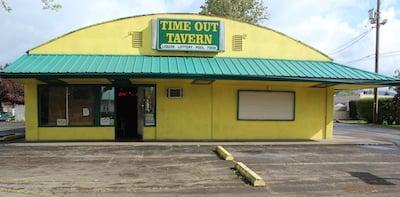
[99,86,116,126]
[37,84,157,127]
[141,86,157,127]
[113,84,157,128]
[38,84,106,127]
[37,86,68,127]
[67,86,99,126]
[97,85,116,127]
[236,90,296,121]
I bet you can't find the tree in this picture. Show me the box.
[0,78,24,105]
[1,0,61,12]
[0,65,24,105]
[199,0,268,24]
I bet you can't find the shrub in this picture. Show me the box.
[348,100,358,120]
[356,99,373,122]
[394,87,400,124]
[379,98,396,125]
[356,98,397,124]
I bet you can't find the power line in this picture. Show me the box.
[329,28,371,53]
[345,54,375,64]
[345,52,400,64]
[328,28,373,56]
[380,51,400,55]
[344,50,400,64]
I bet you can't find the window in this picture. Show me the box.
[142,87,156,126]
[68,87,97,126]
[238,91,295,120]
[39,86,97,126]
[100,87,115,126]
[38,85,155,127]
[40,87,67,126]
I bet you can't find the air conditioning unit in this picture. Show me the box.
[167,88,183,98]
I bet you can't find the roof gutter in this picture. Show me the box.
[1,72,399,86]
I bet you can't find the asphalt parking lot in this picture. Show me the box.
[227,145,400,196]
[1,123,400,196]
[0,122,24,136]
[0,145,257,196]
[1,143,400,196]
[335,123,400,145]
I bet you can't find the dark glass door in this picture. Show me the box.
[115,87,140,140]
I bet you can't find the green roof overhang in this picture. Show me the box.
[1,54,399,86]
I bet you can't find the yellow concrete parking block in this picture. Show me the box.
[216,145,234,160]
[235,162,266,187]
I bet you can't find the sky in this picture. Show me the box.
[0,0,400,77]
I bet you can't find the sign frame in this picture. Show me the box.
[152,18,225,52]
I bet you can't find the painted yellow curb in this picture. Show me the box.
[235,162,266,187]
[216,145,234,160]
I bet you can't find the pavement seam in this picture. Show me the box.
[105,156,114,168]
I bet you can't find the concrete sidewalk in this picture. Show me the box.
[335,123,400,146]
[2,134,392,147]
[1,122,397,146]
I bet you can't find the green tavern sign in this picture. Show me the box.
[152,18,225,52]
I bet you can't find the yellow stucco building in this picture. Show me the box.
[1,13,399,141]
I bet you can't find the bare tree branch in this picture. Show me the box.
[1,0,61,12]
[1,0,12,12]
[41,0,62,11]
[199,0,269,24]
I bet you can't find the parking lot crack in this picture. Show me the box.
[105,156,114,168]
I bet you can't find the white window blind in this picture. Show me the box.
[238,91,295,120]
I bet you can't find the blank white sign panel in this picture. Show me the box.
[238,91,295,120]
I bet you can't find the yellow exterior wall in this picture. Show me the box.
[324,88,334,139]
[156,80,212,140]
[143,127,156,140]
[29,14,330,61]
[20,13,336,141]
[23,79,114,141]
[211,82,326,140]
[60,78,111,84]
[23,78,333,141]
[137,79,331,141]
[24,79,39,141]
[36,127,114,141]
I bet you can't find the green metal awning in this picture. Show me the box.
[1,54,399,85]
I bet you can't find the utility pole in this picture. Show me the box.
[372,0,380,123]
[372,0,381,123]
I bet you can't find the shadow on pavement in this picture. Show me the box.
[349,172,396,185]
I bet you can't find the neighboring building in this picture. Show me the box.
[13,104,25,122]
[0,102,25,122]
[1,14,399,141]
[1,102,14,113]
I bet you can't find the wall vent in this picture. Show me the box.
[232,35,244,51]
[129,31,143,48]
[167,88,183,98]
